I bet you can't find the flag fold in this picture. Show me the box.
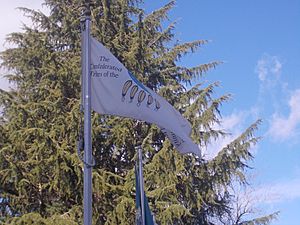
[91,37,200,156]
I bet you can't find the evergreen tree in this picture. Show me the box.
[0,0,277,224]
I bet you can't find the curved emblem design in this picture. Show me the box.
[122,80,133,101]
[129,85,139,102]
[147,95,154,107]
[120,71,161,110]
[137,90,146,106]
[155,99,161,111]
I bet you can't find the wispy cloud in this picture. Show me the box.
[255,54,282,83]
[205,54,285,159]
[268,89,300,141]
[254,54,300,142]
[254,54,286,118]
[203,112,247,160]
[254,178,300,204]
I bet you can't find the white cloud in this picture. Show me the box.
[255,54,282,83]
[268,89,300,141]
[203,112,247,160]
[254,54,300,143]
[254,178,300,204]
[272,58,282,74]
[253,54,285,119]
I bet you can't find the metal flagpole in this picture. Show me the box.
[138,145,146,225]
[136,13,145,225]
[81,1,93,225]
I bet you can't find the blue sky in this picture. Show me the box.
[157,1,300,224]
[1,1,300,224]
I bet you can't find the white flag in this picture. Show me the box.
[90,37,200,156]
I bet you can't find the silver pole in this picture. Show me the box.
[81,3,92,225]
[138,146,146,225]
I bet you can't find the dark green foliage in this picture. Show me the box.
[0,0,277,224]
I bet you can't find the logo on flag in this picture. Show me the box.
[121,77,160,110]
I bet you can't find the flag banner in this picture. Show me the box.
[135,165,155,225]
[91,37,200,156]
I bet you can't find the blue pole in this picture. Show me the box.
[138,146,146,225]
[81,3,92,225]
